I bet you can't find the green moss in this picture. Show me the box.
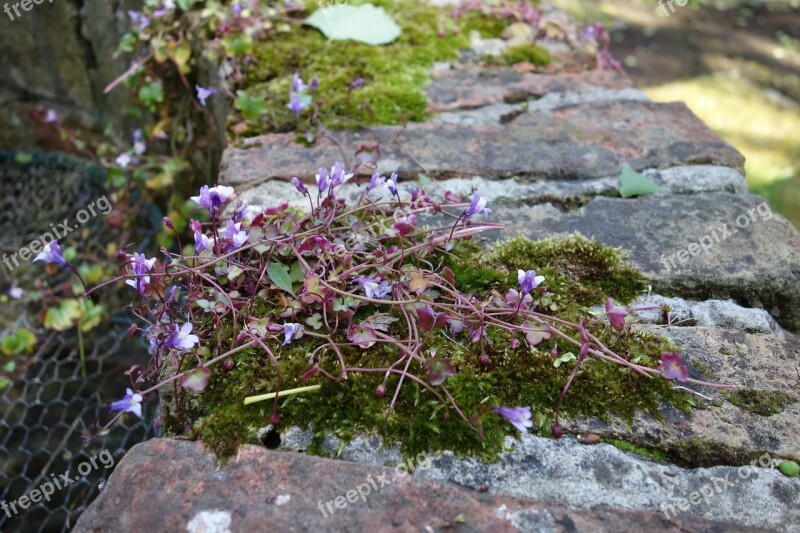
[164,235,692,461]
[501,43,552,66]
[238,0,507,135]
[723,389,796,417]
[609,439,667,462]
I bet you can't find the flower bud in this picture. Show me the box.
[223,358,234,371]
[375,384,386,398]
[163,216,174,230]
[270,412,281,425]
[551,422,563,439]
[126,324,138,337]
[479,353,490,369]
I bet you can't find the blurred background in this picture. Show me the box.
[556,0,800,227]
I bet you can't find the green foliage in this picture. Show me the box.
[502,43,552,66]
[619,165,664,198]
[723,389,796,417]
[304,4,402,45]
[163,236,689,461]
[1,328,37,356]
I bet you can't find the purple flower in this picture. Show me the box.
[351,77,364,89]
[125,253,156,295]
[152,0,175,18]
[469,325,486,343]
[115,153,132,168]
[357,276,391,299]
[8,286,24,299]
[287,92,306,118]
[315,167,330,193]
[604,297,628,331]
[328,161,354,188]
[394,214,417,237]
[223,220,248,251]
[283,323,303,346]
[44,109,59,123]
[465,191,491,218]
[231,2,242,16]
[128,10,151,30]
[518,269,545,295]
[194,230,213,253]
[366,172,385,192]
[494,406,533,433]
[291,72,307,93]
[658,352,688,382]
[133,129,146,156]
[196,85,218,107]
[110,388,143,417]
[191,185,235,215]
[165,322,199,351]
[385,174,398,196]
[33,241,68,267]
[291,177,308,195]
[310,76,319,93]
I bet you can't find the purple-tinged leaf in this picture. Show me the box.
[425,356,456,386]
[347,324,378,349]
[181,367,211,392]
[523,321,550,346]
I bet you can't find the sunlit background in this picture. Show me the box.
[556,0,799,227]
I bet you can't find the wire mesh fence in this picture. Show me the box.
[0,152,158,531]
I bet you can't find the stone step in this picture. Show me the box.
[73,439,775,533]
[487,193,800,332]
[220,100,744,186]
[565,325,799,465]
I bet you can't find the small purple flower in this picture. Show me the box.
[128,10,151,30]
[385,174,398,196]
[166,322,199,351]
[33,241,69,267]
[115,153,132,169]
[194,230,213,253]
[604,297,628,331]
[125,253,156,295]
[196,85,218,107]
[469,325,486,343]
[133,129,146,156]
[310,76,319,93]
[465,191,491,218]
[315,167,330,193]
[291,177,308,195]
[110,388,143,417]
[152,0,175,18]
[44,109,59,123]
[287,92,306,118]
[351,77,364,89]
[518,269,545,295]
[494,406,533,433]
[283,323,303,346]
[366,172,385,192]
[328,161,354,188]
[658,352,688,382]
[291,72,307,93]
[191,185,235,215]
[8,286,24,299]
[231,2,242,16]
[223,220,248,251]
[357,276,390,299]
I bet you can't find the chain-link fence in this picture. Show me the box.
[0,152,158,531]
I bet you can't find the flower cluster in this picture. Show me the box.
[287,72,317,118]
[64,161,724,446]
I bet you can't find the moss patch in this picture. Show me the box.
[163,235,692,461]
[501,43,552,66]
[723,389,796,417]
[235,0,507,136]
[609,439,667,462]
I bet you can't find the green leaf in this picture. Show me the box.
[779,460,799,478]
[1,328,37,356]
[267,262,294,295]
[222,34,253,56]
[619,165,664,198]
[305,4,401,46]
[0,376,9,390]
[553,352,577,368]
[227,265,244,281]
[78,300,106,333]
[234,90,267,121]
[44,300,81,331]
[138,82,164,108]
